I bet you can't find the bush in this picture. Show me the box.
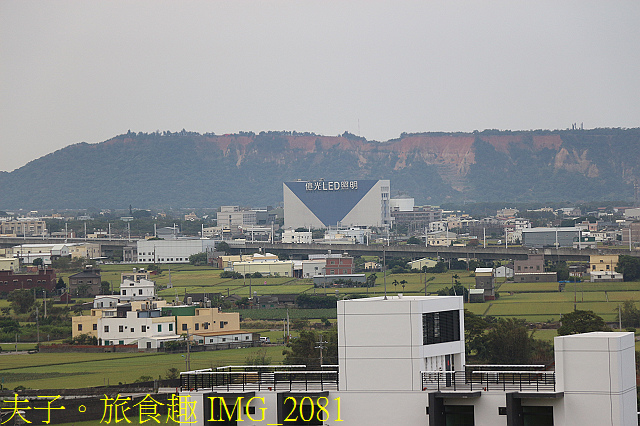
[220,271,243,279]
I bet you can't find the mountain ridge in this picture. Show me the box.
[1,128,639,209]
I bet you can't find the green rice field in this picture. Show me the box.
[3,263,638,389]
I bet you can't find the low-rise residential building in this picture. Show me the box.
[216,254,254,270]
[192,330,255,346]
[232,253,294,277]
[590,270,623,282]
[407,258,437,271]
[474,267,495,300]
[513,254,558,282]
[161,306,240,334]
[0,219,46,236]
[121,268,150,283]
[323,228,369,244]
[99,307,176,346]
[68,243,101,259]
[514,254,544,274]
[495,265,514,278]
[9,243,70,265]
[68,267,102,297]
[0,268,56,293]
[281,230,312,244]
[589,254,619,272]
[0,257,19,272]
[119,278,156,301]
[427,230,457,246]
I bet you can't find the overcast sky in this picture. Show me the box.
[1,1,639,172]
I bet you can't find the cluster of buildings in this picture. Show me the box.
[468,253,626,302]
[71,271,250,350]
[214,251,363,285]
[179,295,637,426]
[0,242,101,265]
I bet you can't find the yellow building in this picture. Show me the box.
[173,307,241,335]
[68,243,101,259]
[72,313,100,338]
[232,259,294,277]
[0,257,19,272]
[589,254,618,272]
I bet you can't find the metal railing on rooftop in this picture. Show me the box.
[421,368,556,393]
[181,366,339,392]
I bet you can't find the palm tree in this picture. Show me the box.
[393,280,399,291]
[400,280,407,292]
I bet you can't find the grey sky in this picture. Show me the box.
[1,1,639,172]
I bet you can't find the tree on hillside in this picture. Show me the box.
[56,277,66,292]
[366,273,377,288]
[216,241,230,254]
[557,310,609,335]
[616,255,640,282]
[482,318,533,364]
[100,281,111,295]
[189,252,208,266]
[406,236,421,245]
[621,300,640,328]
[282,327,337,368]
[7,289,36,314]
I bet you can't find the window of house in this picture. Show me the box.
[77,324,82,331]
[169,324,173,331]
[158,324,162,332]
[104,326,109,332]
[422,310,460,345]
[220,321,227,329]
[131,328,135,333]
[234,337,239,341]
[203,323,208,330]
[122,290,126,295]
[195,323,199,331]
[142,325,146,332]
[119,325,124,332]
[93,324,97,330]
[182,324,188,331]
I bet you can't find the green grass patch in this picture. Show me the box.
[233,308,337,320]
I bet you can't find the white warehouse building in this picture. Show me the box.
[283,179,391,229]
[136,239,218,264]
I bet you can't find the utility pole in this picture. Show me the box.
[185,329,191,371]
[383,247,387,300]
[619,304,622,330]
[36,307,39,344]
[315,335,328,366]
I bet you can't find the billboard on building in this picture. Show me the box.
[283,179,390,229]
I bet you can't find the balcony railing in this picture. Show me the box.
[181,366,339,392]
[421,368,556,393]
